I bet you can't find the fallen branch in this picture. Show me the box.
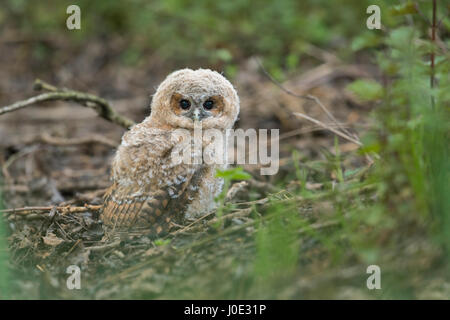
[0,79,136,129]
[256,59,356,139]
[226,181,249,201]
[86,240,121,253]
[1,145,40,183]
[0,204,102,216]
[255,60,379,165]
[37,132,118,148]
[293,112,362,146]
[166,182,251,238]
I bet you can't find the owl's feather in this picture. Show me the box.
[100,125,205,237]
[101,173,195,237]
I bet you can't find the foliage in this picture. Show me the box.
[248,1,450,298]
[215,167,251,224]
[3,0,388,76]
[347,79,384,102]
[0,183,10,299]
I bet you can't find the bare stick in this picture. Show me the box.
[256,59,355,139]
[294,112,362,146]
[0,204,102,216]
[0,92,63,115]
[1,145,39,183]
[0,79,136,129]
[278,124,351,141]
[226,181,249,201]
[86,240,121,252]
[37,132,118,148]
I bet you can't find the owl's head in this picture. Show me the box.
[149,68,239,130]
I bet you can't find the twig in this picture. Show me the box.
[102,183,375,285]
[166,181,260,239]
[248,178,277,193]
[0,79,136,129]
[64,239,82,257]
[37,132,118,148]
[61,188,107,205]
[225,181,249,201]
[278,124,352,141]
[208,208,253,225]
[86,240,121,252]
[166,181,369,239]
[1,145,40,183]
[258,59,374,163]
[303,43,341,65]
[0,204,102,216]
[0,185,30,193]
[0,92,59,115]
[256,59,355,139]
[293,112,362,146]
[166,212,215,238]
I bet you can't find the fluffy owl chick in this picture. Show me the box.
[100,68,239,238]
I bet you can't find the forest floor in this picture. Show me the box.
[1,35,448,299]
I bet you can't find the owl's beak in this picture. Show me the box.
[191,108,208,122]
[192,108,201,121]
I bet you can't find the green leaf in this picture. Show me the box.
[351,33,381,52]
[154,238,171,246]
[386,27,416,49]
[390,2,418,16]
[286,53,299,70]
[346,79,384,102]
[215,48,232,62]
[344,168,361,178]
[215,167,252,180]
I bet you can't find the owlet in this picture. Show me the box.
[100,68,240,238]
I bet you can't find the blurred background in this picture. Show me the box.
[0,0,448,299]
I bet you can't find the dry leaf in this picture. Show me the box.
[43,233,64,246]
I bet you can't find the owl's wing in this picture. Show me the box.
[101,167,198,237]
[100,127,203,237]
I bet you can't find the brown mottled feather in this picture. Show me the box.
[100,166,205,237]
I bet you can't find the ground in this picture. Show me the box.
[0,17,448,299]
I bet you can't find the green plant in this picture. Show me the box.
[3,0,390,72]
[0,182,10,299]
[215,167,251,225]
[154,238,171,246]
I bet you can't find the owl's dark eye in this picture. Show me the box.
[203,100,214,110]
[179,99,191,110]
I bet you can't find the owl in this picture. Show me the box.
[100,68,240,239]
